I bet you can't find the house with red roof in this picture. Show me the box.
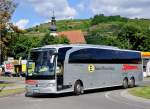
[58,30,86,44]
[50,13,86,44]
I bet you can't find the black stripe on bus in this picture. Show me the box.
[26,75,55,80]
[69,59,141,64]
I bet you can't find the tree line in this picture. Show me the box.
[0,0,69,62]
[1,0,150,63]
[86,14,150,51]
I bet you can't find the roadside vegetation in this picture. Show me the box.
[128,85,150,99]
[1,0,150,62]
[0,88,25,97]
[0,83,14,87]
[6,14,150,60]
[0,79,25,97]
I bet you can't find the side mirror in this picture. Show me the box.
[50,55,55,63]
[53,53,58,56]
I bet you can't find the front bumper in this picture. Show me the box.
[26,86,57,94]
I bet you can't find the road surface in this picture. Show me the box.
[0,79,150,109]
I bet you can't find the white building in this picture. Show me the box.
[141,52,150,77]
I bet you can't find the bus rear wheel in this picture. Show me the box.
[74,81,83,95]
[123,78,128,89]
[129,78,135,88]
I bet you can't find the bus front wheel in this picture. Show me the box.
[123,78,128,89]
[74,81,83,95]
[25,93,32,97]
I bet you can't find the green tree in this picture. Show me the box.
[8,32,69,59]
[91,14,106,25]
[53,35,69,44]
[137,30,150,51]
[91,14,128,25]
[40,33,69,46]
[40,32,55,46]
[9,35,41,59]
[0,0,17,62]
[118,24,145,50]
[86,30,119,47]
[86,21,150,51]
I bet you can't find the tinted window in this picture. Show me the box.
[69,48,141,64]
[69,48,117,63]
[116,51,141,64]
[69,49,91,63]
[58,47,72,62]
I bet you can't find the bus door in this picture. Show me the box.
[56,62,64,91]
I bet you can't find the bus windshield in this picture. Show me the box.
[27,49,56,78]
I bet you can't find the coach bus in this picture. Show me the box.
[25,44,143,96]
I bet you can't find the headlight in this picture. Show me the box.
[47,83,56,87]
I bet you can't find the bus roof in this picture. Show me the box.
[32,44,118,49]
[32,44,140,52]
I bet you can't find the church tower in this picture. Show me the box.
[50,10,58,36]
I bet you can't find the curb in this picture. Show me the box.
[121,89,150,104]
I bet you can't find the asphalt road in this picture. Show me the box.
[0,79,150,109]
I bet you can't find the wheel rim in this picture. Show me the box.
[123,79,128,88]
[130,79,135,87]
[76,84,81,93]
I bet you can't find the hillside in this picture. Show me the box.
[25,15,150,51]
[25,19,91,37]
[25,15,150,39]
[9,15,150,59]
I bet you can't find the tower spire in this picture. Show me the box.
[50,10,57,36]
[50,10,57,32]
[52,9,55,17]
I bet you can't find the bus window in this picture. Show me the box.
[27,49,56,79]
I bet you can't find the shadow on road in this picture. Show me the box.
[31,86,125,98]
[29,78,150,99]
[31,92,74,98]
[84,86,123,94]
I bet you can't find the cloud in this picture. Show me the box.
[17,0,150,22]
[26,0,77,19]
[15,19,29,29]
[76,2,85,11]
[89,0,150,18]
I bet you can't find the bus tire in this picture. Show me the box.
[25,93,31,97]
[74,81,83,95]
[123,78,128,89]
[129,77,135,88]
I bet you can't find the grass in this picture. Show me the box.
[0,77,25,81]
[0,77,25,97]
[128,85,150,99]
[0,88,25,97]
[0,83,14,87]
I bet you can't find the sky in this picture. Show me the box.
[11,0,150,29]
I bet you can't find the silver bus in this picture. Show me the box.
[25,44,143,96]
